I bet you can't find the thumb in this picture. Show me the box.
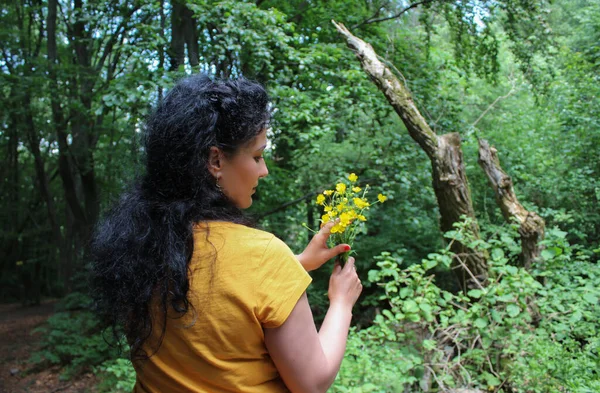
[342,256,356,272]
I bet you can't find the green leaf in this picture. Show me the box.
[541,249,556,260]
[403,300,419,313]
[423,259,437,270]
[399,287,412,299]
[582,293,598,304]
[474,318,488,329]
[422,339,436,350]
[491,248,505,261]
[497,294,514,302]
[506,304,521,317]
[491,309,503,323]
[407,313,421,322]
[468,289,483,298]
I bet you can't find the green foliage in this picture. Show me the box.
[332,221,600,392]
[30,293,123,379]
[96,358,137,393]
[2,0,599,390]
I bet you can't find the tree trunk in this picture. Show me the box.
[332,21,487,290]
[170,0,199,70]
[183,5,200,67]
[170,0,186,70]
[477,139,545,269]
[158,0,166,102]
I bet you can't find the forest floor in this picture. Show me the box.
[0,301,99,393]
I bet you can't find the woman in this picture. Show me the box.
[91,74,362,393]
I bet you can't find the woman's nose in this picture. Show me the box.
[259,161,269,178]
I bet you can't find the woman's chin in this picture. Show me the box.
[239,198,253,210]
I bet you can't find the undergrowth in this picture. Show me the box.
[31,219,599,392]
[332,219,600,392]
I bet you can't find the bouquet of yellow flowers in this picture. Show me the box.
[314,173,387,266]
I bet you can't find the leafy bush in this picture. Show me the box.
[332,220,600,392]
[30,293,124,379]
[96,358,137,393]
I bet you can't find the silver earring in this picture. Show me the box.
[216,177,223,192]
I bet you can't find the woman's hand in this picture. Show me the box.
[328,257,362,308]
[296,221,350,272]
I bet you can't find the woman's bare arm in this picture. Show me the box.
[264,258,362,393]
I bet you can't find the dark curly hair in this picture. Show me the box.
[90,74,270,361]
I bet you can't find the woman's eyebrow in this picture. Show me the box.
[256,144,267,152]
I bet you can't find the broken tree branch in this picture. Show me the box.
[477,139,545,269]
[333,20,488,290]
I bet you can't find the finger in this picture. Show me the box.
[327,243,351,260]
[343,257,356,272]
[320,220,335,233]
[332,263,342,274]
[319,219,340,237]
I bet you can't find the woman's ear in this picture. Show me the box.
[207,146,223,177]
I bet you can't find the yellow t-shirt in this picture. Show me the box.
[134,222,312,393]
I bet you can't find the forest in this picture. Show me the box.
[1,0,599,391]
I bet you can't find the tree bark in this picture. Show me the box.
[158,0,166,102]
[169,0,199,70]
[170,0,186,70]
[332,21,487,289]
[477,139,545,269]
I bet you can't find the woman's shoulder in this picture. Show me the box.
[193,221,279,248]
[192,221,295,265]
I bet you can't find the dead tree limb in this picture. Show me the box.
[332,20,487,290]
[477,139,545,269]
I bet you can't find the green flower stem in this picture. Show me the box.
[337,251,351,267]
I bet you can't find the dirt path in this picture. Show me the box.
[0,301,98,393]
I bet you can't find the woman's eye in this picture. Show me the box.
[254,156,263,163]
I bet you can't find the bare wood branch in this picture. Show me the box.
[350,2,387,30]
[332,20,438,158]
[453,254,485,291]
[255,191,319,220]
[477,139,545,269]
[94,6,141,73]
[352,0,438,29]
[472,81,517,128]
[333,20,488,290]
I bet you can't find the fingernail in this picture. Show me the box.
[344,245,351,251]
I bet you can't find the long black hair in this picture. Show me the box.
[90,74,270,360]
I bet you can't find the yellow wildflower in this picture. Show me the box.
[348,210,358,219]
[353,197,370,209]
[316,194,326,205]
[321,214,331,224]
[358,215,367,221]
[324,190,334,196]
[339,212,353,226]
[377,194,388,203]
[331,223,345,234]
[352,186,361,193]
[336,183,346,193]
[324,205,332,212]
[348,173,358,182]
[336,203,346,212]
